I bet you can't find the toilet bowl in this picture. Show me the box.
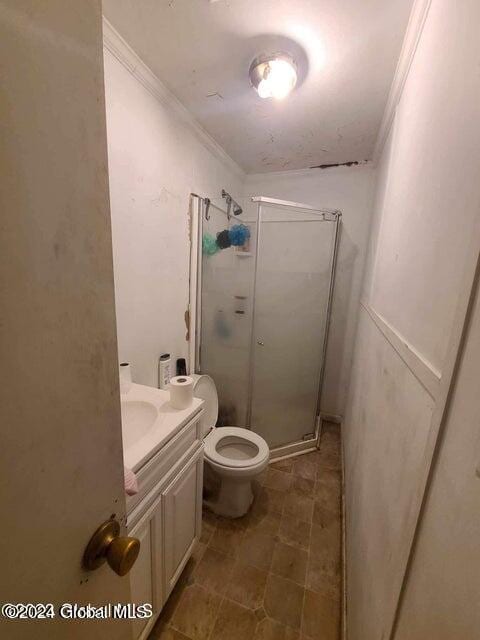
[192,374,270,518]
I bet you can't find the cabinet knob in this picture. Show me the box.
[83,518,140,577]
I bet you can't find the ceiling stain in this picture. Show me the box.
[310,160,369,170]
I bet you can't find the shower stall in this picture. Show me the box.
[193,195,341,454]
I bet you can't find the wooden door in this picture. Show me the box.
[0,2,131,638]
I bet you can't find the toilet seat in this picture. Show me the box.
[204,427,269,469]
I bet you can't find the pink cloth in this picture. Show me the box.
[124,466,139,496]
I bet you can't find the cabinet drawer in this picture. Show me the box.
[126,411,202,513]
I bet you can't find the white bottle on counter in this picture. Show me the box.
[158,353,171,389]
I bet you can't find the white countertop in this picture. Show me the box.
[121,383,203,472]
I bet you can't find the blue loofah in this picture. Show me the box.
[228,224,251,246]
[202,233,219,256]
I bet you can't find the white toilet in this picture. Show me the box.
[192,374,270,518]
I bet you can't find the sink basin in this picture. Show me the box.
[120,383,203,473]
[121,399,159,450]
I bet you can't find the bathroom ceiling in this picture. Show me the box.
[103,0,414,174]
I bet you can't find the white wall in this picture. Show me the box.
[344,1,480,638]
[245,165,376,417]
[395,263,480,640]
[103,24,244,387]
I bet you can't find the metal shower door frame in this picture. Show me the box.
[194,194,341,453]
[246,197,342,452]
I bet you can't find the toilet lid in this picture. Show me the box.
[191,374,218,437]
[204,427,269,469]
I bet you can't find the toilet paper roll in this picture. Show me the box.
[119,362,133,395]
[169,375,194,409]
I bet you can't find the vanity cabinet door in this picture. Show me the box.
[162,448,203,597]
[128,495,163,640]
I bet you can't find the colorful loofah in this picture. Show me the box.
[202,233,219,256]
[216,229,232,249]
[228,224,251,246]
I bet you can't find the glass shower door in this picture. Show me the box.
[249,202,337,448]
[198,197,257,427]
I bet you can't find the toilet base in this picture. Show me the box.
[204,476,254,519]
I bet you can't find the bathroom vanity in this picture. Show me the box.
[121,384,204,640]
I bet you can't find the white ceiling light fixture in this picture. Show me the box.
[249,53,297,100]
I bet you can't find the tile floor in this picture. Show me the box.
[149,422,342,640]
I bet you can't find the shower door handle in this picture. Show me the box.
[257,340,265,346]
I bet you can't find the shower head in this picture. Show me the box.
[222,189,242,217]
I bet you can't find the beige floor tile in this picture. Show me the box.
[246,510,282,536]
[319,434,341,451]
[155,442,343,640]
[292,476,316,498]
[149,622,191,640]
[251,486,286,516]
[270,458,294,473]
[193,547,235,594]
[271,541,308,585]
[208,518,245,557]
[284,491,314,523]
[315,466,341,490]
[170,584,221,640]
[264,468,293,492]
[158,570,190,626]
[278,516,311,550]
[237,530,276,571]
[262,486,288,513]
[302,589,340,640]
[310,521,341,552]
[313,482,341,513]
[306,555,341,600]
[302,448,322,460]
[202,508,218,528]
[190,542,206,568]
[309,524,341,577]
[311,512,340,541]
[312,502,340,530]
[209,599,257,640]
[263,573,304,630]
[321,422,341,440]
[292,457,317,481]
[199,515,216,545]
[320,440,341,458]
[254,617,300,640]
[316,447,341,471]
[170,544,205,591]
[226,561,268,609]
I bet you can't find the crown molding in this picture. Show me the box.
[102,17,245,180]
[373,0,433,164]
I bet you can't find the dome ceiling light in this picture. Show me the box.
[249,53,298,100]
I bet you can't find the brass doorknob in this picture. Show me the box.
[83,519,140,577]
